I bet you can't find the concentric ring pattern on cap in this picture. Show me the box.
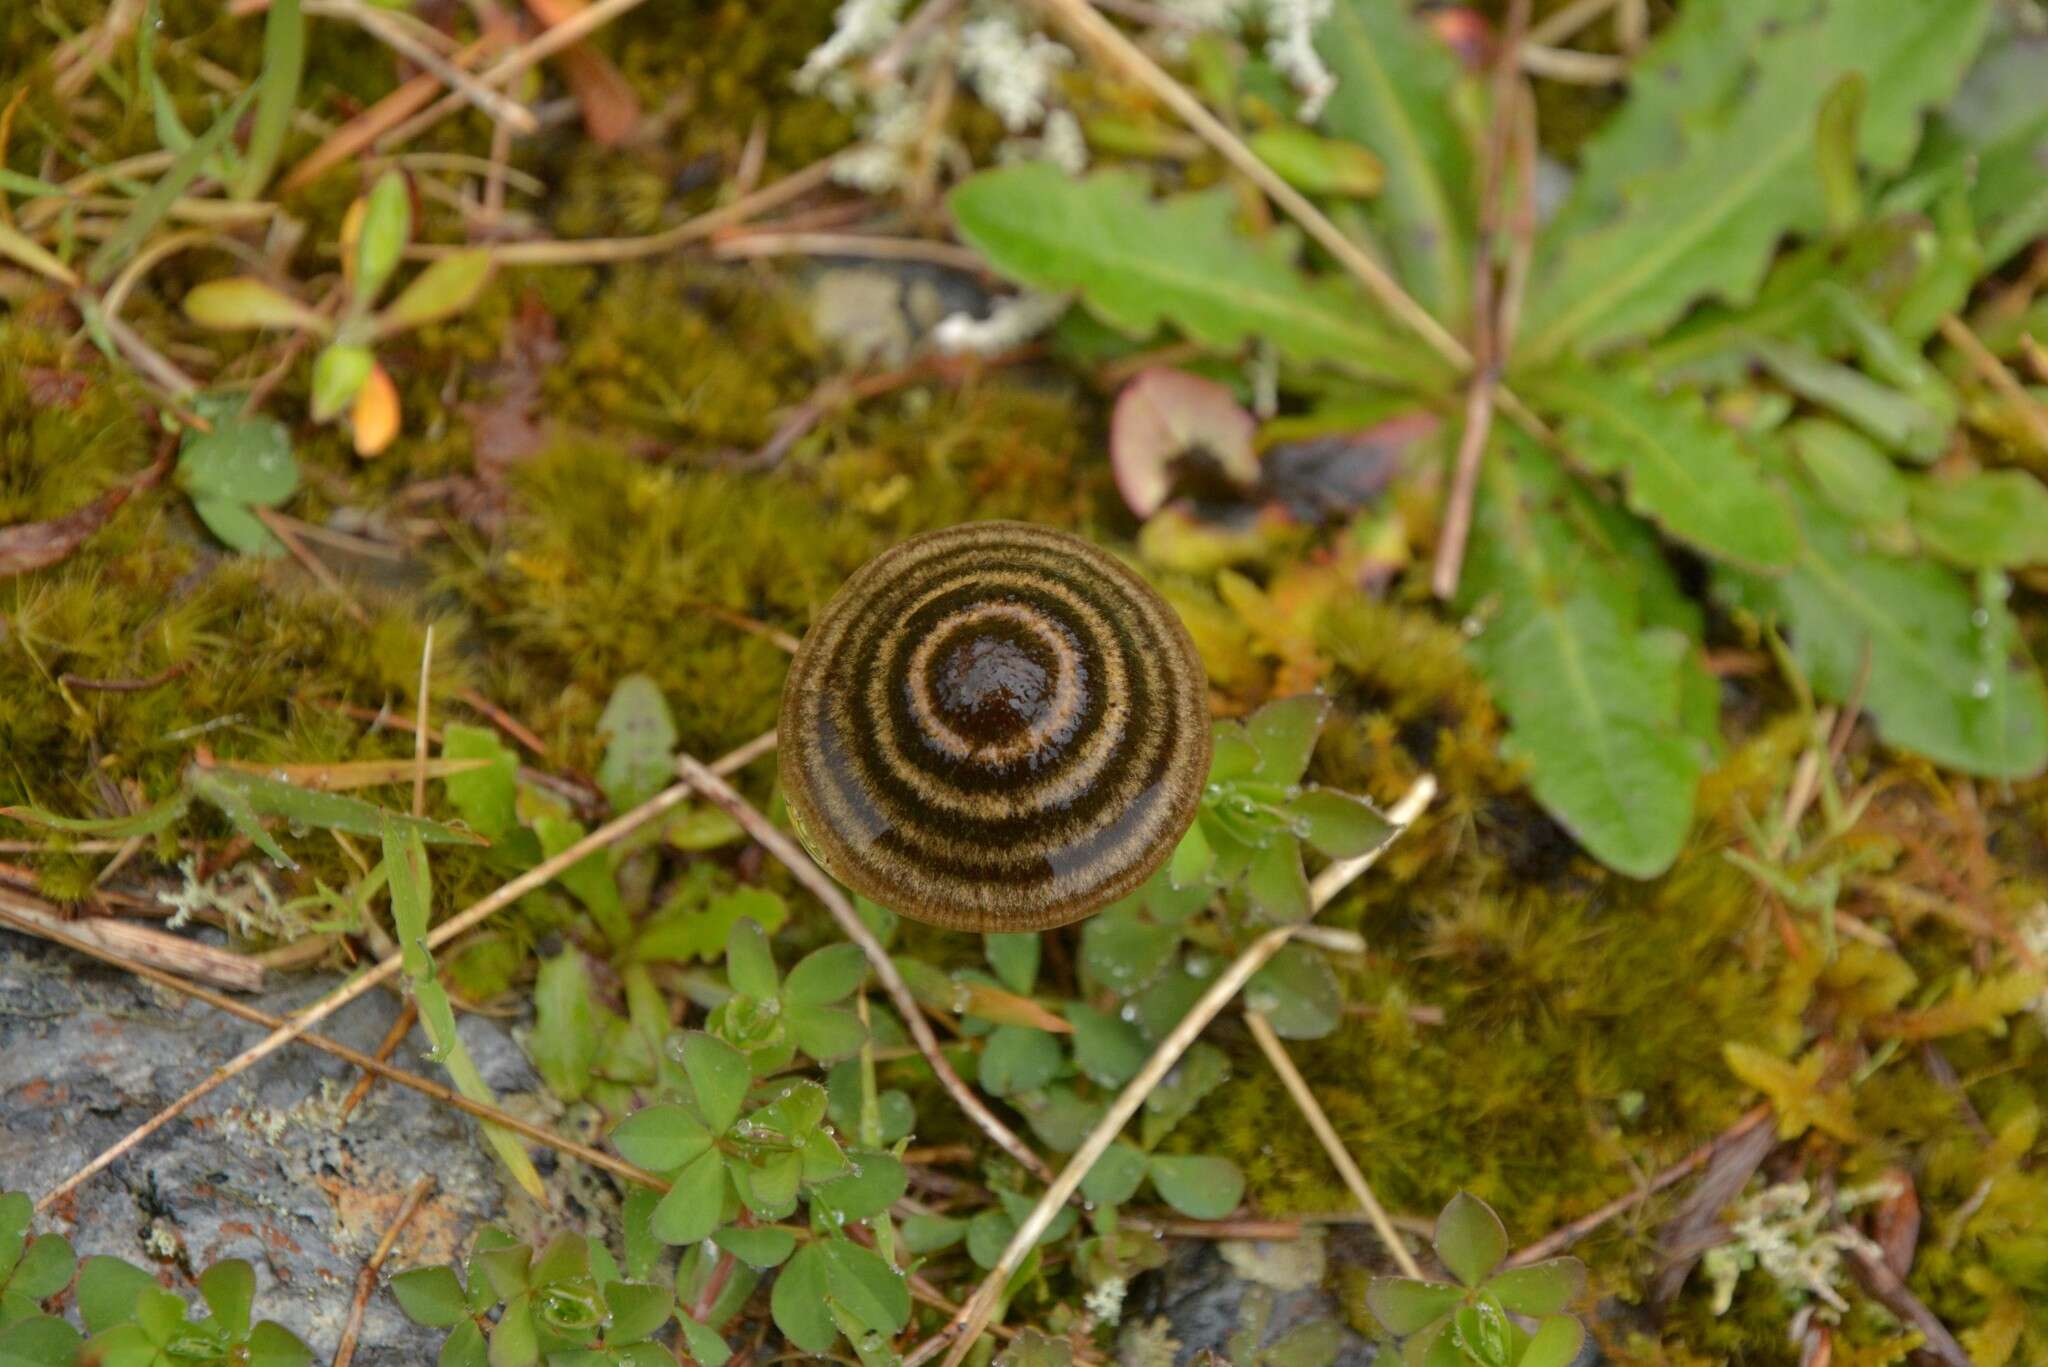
[778,521,1211,932]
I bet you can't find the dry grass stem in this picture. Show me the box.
[33,730,775,1214]
[1244,1007,1424,1278]
[332,1175,436,1367]
[1939,312,2048,453]
[0,887,265,991]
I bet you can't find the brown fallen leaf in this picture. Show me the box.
[0,439,172,578]
[1867,1166,1920,1281]
[520,0,641,145]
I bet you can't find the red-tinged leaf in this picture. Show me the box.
[0,443,170,578]
[1110,367,1258,518]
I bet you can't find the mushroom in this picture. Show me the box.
[779,521,1211,932]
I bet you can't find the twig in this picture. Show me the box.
[0,896,665,1188]
[33,730,775,1214]
[423,154,841,265]
[1505,1104,1771,1266]
[1844,1237,1970,1367]
[58,664,190,693]
[1431,0,1529,601]
[337,998,418,1123]
[1939,312,2048,453]
[911,775,1437,1367]
[280,40,500,194]
[1243,1008,1423,1278]
[376,0,655,153]
[253,508,372,626]
[710,231,988,272]
[0,887,264,992]
[672,754,1053,1184]
[456,686,553,758]
[332,1175,435,1367]
[312,0,538,132]
[866,0,965,82]
[1525,0,1621,46]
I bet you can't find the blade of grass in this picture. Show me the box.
[384,818,549,1204]
[0,220,79,285]
[233,0,304,199]
[87,88,253,284]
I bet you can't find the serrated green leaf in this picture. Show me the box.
[1723,485,2048,777]
[1522,0,1993,361]
[1754,338,1947,461]
[1787,417,1911,532]
[1460,445,1704,877]
[1528,367,1801,569]
[1315,0,1473,327]
[1908,469,2048,569]
[1147,1154,1244,1220]
[950,165,1445,386]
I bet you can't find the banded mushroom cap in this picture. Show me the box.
[778,521,1211,933]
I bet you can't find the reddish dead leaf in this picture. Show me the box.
[1261,411,1438,524]
[1110,367,1258,518]
[0,441,172,578]
[1867,1167,1920,1280]
[521,0,641,145]
[23,366,91,409]
[453,288,562,533]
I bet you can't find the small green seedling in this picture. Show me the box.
[1365,1193,1586,1367]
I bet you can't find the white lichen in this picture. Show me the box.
[796,0,1343,193]
[1701,1178,1900,1321]
[1084,1274,1127,1325]
[932,289,1071,355]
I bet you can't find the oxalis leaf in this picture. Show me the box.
[1527,366,1801,570]
[1718,481,2048,779]
[948,164,1446,388]
[1459,442,1709,878]
[1314,0,1474,330]
[1521,0,1992,361]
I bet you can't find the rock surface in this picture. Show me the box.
[0,930,528,1363]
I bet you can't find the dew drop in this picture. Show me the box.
[1972,676,1994,699]
[1971,608,1991,628]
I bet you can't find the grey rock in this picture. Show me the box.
[0,930,544,1364]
